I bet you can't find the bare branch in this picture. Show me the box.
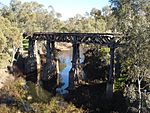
[141,83,150,90]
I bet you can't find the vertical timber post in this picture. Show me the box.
[42,39,51,81]
[106,42,115,99]
[46,39,51,65]
[51,41,56,59]
[51,41,60,85]
[26,37,37,82]
[34,40,41,67]
[28,38,35,58]
[72,43,80,68]
[56,59,60,85]
[77,44,80,65]
[115,50,121,77]
[34,40,41,85]
[76,43,80,83]
[69,36,80,90]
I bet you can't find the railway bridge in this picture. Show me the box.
[24,32,122,98]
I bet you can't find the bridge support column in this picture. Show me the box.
[25,38,37,82]
[69,42,80,90]
[115,50,121,77]
[41,40,57,93]
[28,38,35,58]
[34,40,42,85]
[42,40,57,82]
[106,46,115,99]
[42,39,51,81]
[46,39,51,64]
[51,41,56,58]
[52,41,60,86]
[72,43,80,68]
[56,58,60,85]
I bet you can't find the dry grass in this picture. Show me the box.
[0,69,14,89]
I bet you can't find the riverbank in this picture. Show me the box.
[55,42,72,51]
[0,74,84,113]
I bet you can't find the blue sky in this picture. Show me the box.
[0,0,110,20]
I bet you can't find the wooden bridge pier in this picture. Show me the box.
[41,39,57,81]
[50,41,60,85]
[40,39,58,93]
[115,50,121,77]
[69,37,81,90]
[34,40,42,85]
[25,37,37,82]
[106,41,115,99]
[46,39,51,65]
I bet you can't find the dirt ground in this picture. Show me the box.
[0,69,14,89]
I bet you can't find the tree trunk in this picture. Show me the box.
[56,59,60,85]
[11,46,17,66]
[138,77,142,113]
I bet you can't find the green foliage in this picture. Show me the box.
[0,16,20,67]
[114,75,126,91]
[110,0,150,111]
[64,16,106,33]
[22,38,28,51]
[0,17,11,51]
[0,104,18,113]
[83,47,109,80]
[110,0,150,80]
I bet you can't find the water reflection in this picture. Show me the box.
[56,50,72,94]
[57,48,84,94]
[26,81,52,103]
[26,47,84,99]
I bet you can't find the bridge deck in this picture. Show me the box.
[30,32,121,46]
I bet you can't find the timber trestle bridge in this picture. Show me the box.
[24,32,122,98]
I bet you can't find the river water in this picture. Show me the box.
[56,47,84,94]
[26,47,85,101]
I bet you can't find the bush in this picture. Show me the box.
[0,77,83,112]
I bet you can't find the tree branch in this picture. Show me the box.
[141,83,150,90]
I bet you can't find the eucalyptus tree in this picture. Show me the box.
[64,15,83,33]
[110,0,150,112]
[90,8,102,32]
[90,8,106,32]
[0,16,20,67]
[102,5,117,32]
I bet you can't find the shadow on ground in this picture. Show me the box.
[65,82,128,113]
